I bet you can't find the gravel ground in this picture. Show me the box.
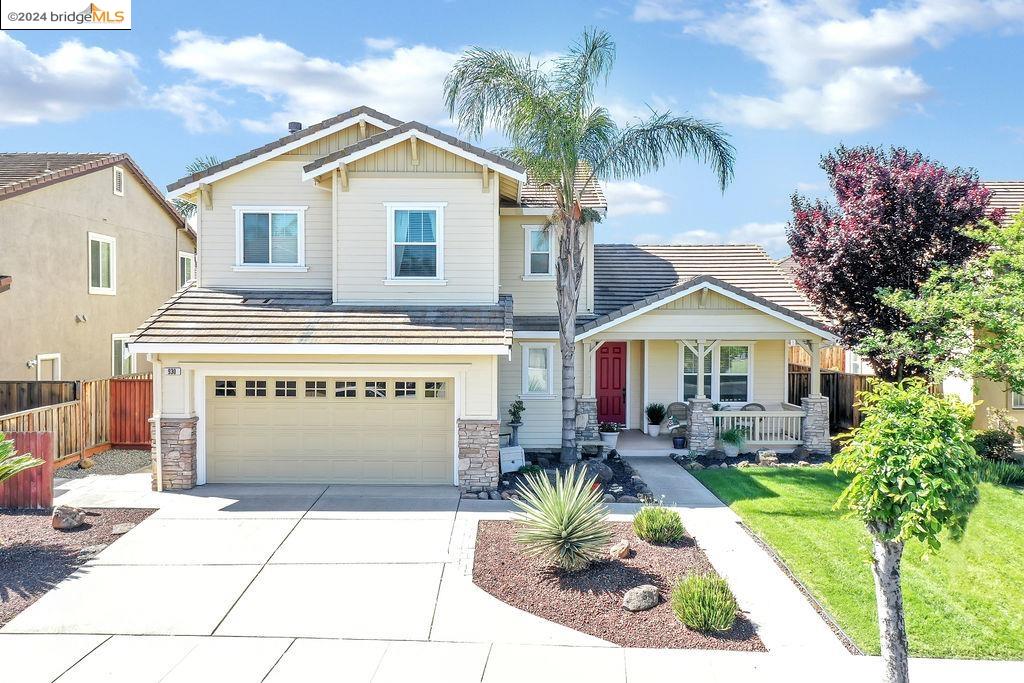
[473,520,764,650]
[55,448,150,480]
[0,508,153,626]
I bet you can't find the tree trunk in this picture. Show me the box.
[868,523,910,683]
[556,216,585,464]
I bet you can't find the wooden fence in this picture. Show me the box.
[788,344,847,372]
[0,381,77,416]
[0,375,151,467]
[0,432,55,509]
[788,370,871,432]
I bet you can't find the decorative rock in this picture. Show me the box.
[797,460,811,467]
[602,493,616,503]
[110,523,135,535]
[462,492,479,499]
[78,458,95,470]
[52,505,87,530]
[707,449,727,461]
[622,584,660,612]
[617,495,641,503]
[477,491,490,500]
[536,457,552,468]
[609,539,631,560]
[78,544,107,559]
[488,490,501,500]
[791,445,811,461]
[757,449,780,466]
[737,461,753,468]
[685,462,705,471]
[580,459,614,485]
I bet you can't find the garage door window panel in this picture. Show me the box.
[335,381,356,398]
[275,380,297,397]
[425,381,446,399]
[305,380,327,398]
[396,381,417,398]
[366,381,387,398]
[215,380,236,397]
[245,380,267,397]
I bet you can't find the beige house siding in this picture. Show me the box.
[0,166,192,380]
[498,216,593,315]
[347,143,484,175]
[974,378,1024,430]
[629,340,645,428]
[336,174,498,303]
[498,340,566,449]
[282,124,385,157]
[197,158,333,290]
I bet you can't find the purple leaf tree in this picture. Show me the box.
[787,146,998,381]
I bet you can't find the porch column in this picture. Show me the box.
[697,339,706,398]
[809,339,822,397]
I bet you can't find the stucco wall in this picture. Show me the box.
[974,378,1024,430]
[0,166,192,380]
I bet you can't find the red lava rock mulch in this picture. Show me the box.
[0,508,153,626]
[473,520,765,650]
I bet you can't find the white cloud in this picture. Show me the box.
[629,221,791,256]
[0,31,142,125]
[160,31,459,133]
[639,0,1024,132]
[364,37,399,51]
[795,181,820,192]
[603,181,670,217]
[151,83,229,133]
[632,0,701,22]
[631,232,664,244]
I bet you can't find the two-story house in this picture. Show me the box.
[138,106,836,492]
[0,153,195,382]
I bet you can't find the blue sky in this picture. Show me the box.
[3,0,1022,255]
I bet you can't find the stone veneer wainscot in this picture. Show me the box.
[458,419,500,492]
[151,416,198,490]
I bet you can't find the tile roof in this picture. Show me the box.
[302,121,525,177]
[0,153,189,234]
[131,287,514,347]
[166,106,405,192]
[984,181,1024,226]
[591,243,826,326]
[505,166,608,211]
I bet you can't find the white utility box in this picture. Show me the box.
[499,445,525,474]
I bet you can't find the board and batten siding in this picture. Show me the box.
[499,216,593,315]
[336,175,498,303]
[282,124,385,158]
[198,158,333,290]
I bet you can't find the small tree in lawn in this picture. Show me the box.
[832,380,979,683]
[787,146,997,381]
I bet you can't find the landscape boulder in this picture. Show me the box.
[609,539,631,559]
[52,505,87,530]
[622,584,660,612]
[707,449,727,461]
[757,449,780,466]
[580,459,614,485]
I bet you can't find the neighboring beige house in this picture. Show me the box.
[0,153,195,382]
[139,106,835,491]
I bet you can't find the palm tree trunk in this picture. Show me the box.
[868,522,909,683]
[557,216,585,464]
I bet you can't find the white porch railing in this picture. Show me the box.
[712,410,804,445]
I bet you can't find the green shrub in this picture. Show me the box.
[978,459,1024,486]
[719,426,747,449]
[632,504,686,544]
[518,464,543,476]
[671,574,738,633]
[973,429,1015,461]
[513,464,612,571]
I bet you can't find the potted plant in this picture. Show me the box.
[719,426,747,458]
[599,422,621,448]
[645,403,666,437]
[508,399,525,447]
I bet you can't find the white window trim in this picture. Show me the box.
[678,343,755,404]
[35,353,61,381]
[520,343,556,399]
[178,251,196,288]
[233,205,308,271]
[112,166,125,196]
[111,333,137,377]
[522,224,554,281]
[88,231,116,295]
[384,202,446,284]
[1012,390,1024,410]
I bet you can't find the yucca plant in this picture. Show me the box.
[633,504,686,544]
[513,464,612,571]
[0,432,43,484]
[671,574,738,633]
[978,459,1024,486]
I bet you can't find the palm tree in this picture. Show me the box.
[444,29,735,463]
[0,432,42,485]
[172,155,221,219]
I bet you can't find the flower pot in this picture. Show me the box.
[599,431,619,448]
[647,424,661,437]
[672,435,686,449]
[722,443,740,458]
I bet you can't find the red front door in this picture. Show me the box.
[596,342,627,425]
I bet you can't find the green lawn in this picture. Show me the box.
[692,467,1024,659]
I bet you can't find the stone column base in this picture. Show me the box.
[458,419,500,492]
[574,396,598,443]
[801,396,831,455]
[686,397,715,455]
[152,416,198,491]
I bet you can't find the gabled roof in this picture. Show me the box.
[301,121,526,182]
[129,286,514,353]
[166,106,403,196]
[984,181,1024,226]
[0,153,189,234]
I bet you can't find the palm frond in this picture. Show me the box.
[554,28,616,113]
[0,433,43,484]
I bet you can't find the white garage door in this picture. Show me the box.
[205,377,454,484]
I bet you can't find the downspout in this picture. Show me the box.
[151,355,163,492]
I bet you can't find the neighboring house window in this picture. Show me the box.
[233,206,307,269]
[35,353,61,381]
[385,203,446,281]
[112,166,125,196]
[111,334,136,377]
[1013,391,1024,410]
[88,232,116,295]
[681,347,712,401]
[524,226,552,278]
[522,344,554,396]
[178,252,195,288]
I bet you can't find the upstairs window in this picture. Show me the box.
[1013,391,1024,410]
[524,226,552,278]
[112,166,125,196]
[178,252,195,288]
[234,206,306,268]
[111,334,135,377]
[88,232,116,295]
[386,203,445,281]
